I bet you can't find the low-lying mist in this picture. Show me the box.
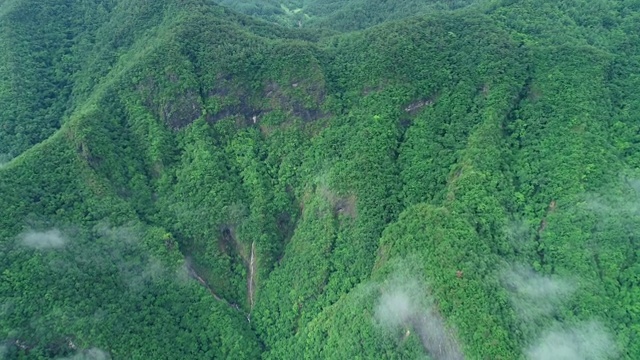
[502,263,617,359]
[5,222,196,358]
[502,264,575,322]
[58,348,111,360]
[526,322,618,360]
[0,153,9,168]
[374,271,464,360]
[20,229,67,249]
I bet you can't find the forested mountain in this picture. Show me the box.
[1,0,639,359]
[216,0,478,30]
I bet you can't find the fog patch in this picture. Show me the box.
[502,265,619,358]
[95,223,138,245]
[59,348,111,360]
[526,322,618,360]
[93,223,169,291]
[31,222,179,292]
[120,256,167,291]
[503,265,575,322]
[583,195,615,214]
[375,273,464,360]
[21,229,67,249]
[504,219,535,253]
[0,301,11,317]
[583,176,640,217]
[0,153,10,168]
[376,290,415,327]
[175,262,193,285]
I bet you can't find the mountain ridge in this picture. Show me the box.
[1,0,639,358]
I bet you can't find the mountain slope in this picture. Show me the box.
[1,0,640,359]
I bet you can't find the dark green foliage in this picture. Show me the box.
[1,0,640,358]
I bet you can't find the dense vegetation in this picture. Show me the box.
[1,0,639,358]
[216,0,478,30]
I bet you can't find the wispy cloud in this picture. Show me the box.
[58,348,111,360]
[375,272,464,360]
[0,153,10,168]
[21,229,67,249]
[502,265,575,322]
[526,322,618,360]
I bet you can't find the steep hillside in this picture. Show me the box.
[1,0,640,359]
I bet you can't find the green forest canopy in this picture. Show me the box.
[1,0,640,358]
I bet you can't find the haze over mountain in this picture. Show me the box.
[1,0,639,359]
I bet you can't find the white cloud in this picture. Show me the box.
[376,289,414,328]
[374,274,463,360]
[58,348,111,360]
[526,322,618,360]
[21,229,67,249]
[503,265,575,321]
